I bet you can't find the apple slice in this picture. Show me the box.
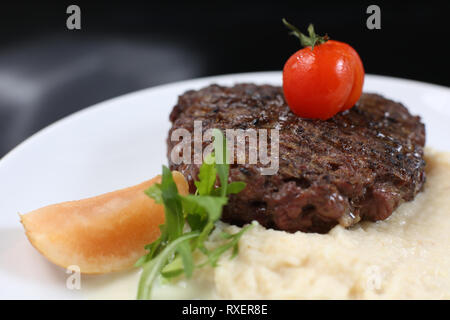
[20,171,189,274]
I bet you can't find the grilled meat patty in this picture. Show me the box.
[168,84,426,233]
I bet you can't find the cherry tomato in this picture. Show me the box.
[282,21,364,120]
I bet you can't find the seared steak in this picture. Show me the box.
[168,84,426,233]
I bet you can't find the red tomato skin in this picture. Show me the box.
[283,40,364,120]
[339,43,365,111]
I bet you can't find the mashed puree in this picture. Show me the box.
[207,149,450,299]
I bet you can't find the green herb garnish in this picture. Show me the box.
[136,129,251,300]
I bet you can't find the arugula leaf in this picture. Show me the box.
[219,181,246,195]
[136,232,199,300]
[135,225,167,267]
[182,194,228,250]
[202,225,252,267]
[176,241,194,278]
[136,128,251,300]
[161,256,184,278]
[144,184,162,204]
[159,166,184,241]
[182,195,228,222]
[213,129,229,197]
[194,153,216,196]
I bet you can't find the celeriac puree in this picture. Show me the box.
[85,149,450,299]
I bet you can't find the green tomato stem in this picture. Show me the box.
[282,18,329,50]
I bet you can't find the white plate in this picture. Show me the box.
[0,72,449,299]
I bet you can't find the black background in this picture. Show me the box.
[0,0,448,157]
